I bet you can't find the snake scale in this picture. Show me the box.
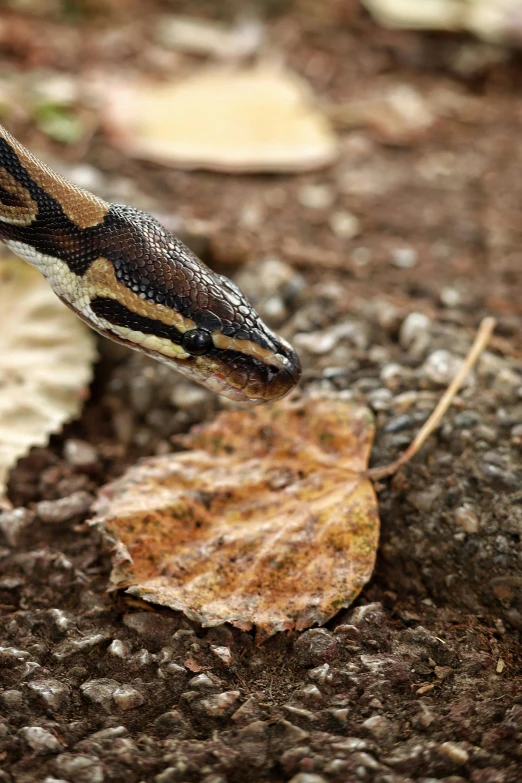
[0,124,301,403]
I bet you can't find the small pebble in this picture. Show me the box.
[154,710,190,737]
[440,741,469,765]
[54,754,104,783]
[199,690,241,716]
[36,492,93,524]
[112,685,144,711]
[47,609,71,634]
[454,505,479,534]
[169,382,213,419]
[21,726,62,755]
[188,673,220,689]
[421,350,471,387]
[308,663,331,685]
[27,680,69,711]
[298,184,334,209]
[80,679,120,711]
[210,645,232,666]
[383,414,414,433]
[0,690,24,708]
[63,439,98,468]
[399,312,431,358]
[293,629,338,666]
[107,640,127,658]
[361,715,392,740]
[391,246,417,268]
[0,508,34,547]
[440,287,462,307]
[454,411,480,428]
[329,210,361,239]
[231,696,262,725]
[511,423,522,439]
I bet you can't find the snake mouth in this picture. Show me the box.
[218,348,302,405]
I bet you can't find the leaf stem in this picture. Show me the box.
[364,316,496,482]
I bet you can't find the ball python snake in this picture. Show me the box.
[0,124,301,404]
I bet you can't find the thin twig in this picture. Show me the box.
[364,317,496,482]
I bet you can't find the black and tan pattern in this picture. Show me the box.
[0,124,301,403]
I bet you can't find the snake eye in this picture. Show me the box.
[181,328,213,356]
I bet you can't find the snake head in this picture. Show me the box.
[183,275,302,404]
[85,207,302,404]
[162,273,302,404]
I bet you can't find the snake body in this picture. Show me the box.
[0,124,301,403]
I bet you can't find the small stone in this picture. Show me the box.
[162,663,187,678]
[231,696,263,725]
[329,210,361,238]
[440,741,469,765]
[409,486,441,513]
[434,665,454,680]
[399,312,431,358]
[210,645,232,666]
[169,381,213,419]
[329,708,349,724]
[1,690,24,709]
[27,680,70,711]
[454,411,480,428]
[334,624,360,642]
[236,720,269,768]
[36,492,93,524]
[492,367,521,399]
[72,634,109,652]
[199,690,241,716]
[54,754,104,783]
[454,504,479,534]
[47,609,71,634]
[112,685,144,711]
[422,350,472,387]
[361,715,392,740]
[108,639,127,658]
[391,246,417,268]
[80,679,120,711]
[293,684,322,705]
[511,423,522,439]
[154,710,190,737]
[0,508,34,546]
[188,672,221,689]
[21,726,62,754]
[0,646,30,662]
[288,774,327,783]
[440,287,462,307]
[276,719,309,745]
[307,663,331,685]
[63,439,98,467]
[298,184,334,209]
[293,629,338,666]
[133,649,152,668]
[155,769,177,783]
[383,414,414,433]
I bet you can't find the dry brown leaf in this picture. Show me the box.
[0,253,97,497]
[93,396,378,641]
[362,0,522,44]
[103,66,338,173]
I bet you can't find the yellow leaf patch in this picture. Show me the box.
[93,396,378,641]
